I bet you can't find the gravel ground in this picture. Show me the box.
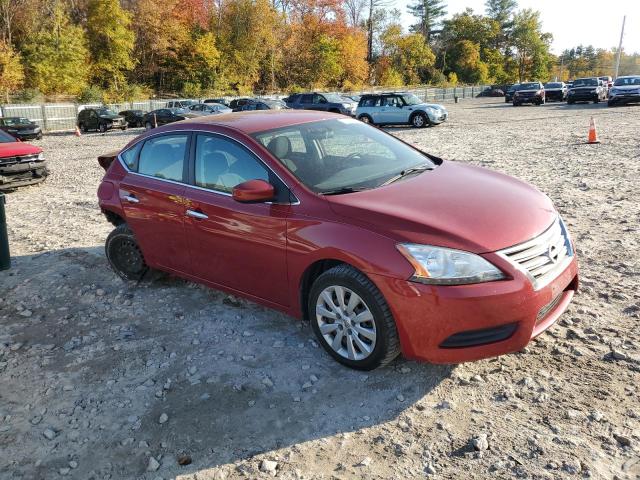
[1,99,639,480]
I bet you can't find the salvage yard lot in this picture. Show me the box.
[1,99,639,479]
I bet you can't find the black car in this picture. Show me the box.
[567,78,607,104]
[228,98,253,111]
[0,117,43,140]
[505,84,520,103]
[544,82,568,102]
[234,98,288,111]
[284,92,356,115]
[512,82,545,106]
[78,108,127,133]
[118,110,146,128]
[142,108,197,130]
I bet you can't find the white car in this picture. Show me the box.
[355,92,448,127]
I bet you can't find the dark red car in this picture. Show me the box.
[0,129,48,190]
[97,111,578,370]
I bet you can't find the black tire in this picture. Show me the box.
[99,122,108,133]
[358,114,374,125]
[137,121,143,128]
[79,122,87,133]
[121,126,127,131]
[513,101,520,106]
[607,100,615,107]
[105,224,148,281]
[567,99,574,105]
[308,264,400,370]
[411,112,427,128]
[593,97,599,104]
[145,121,153,130]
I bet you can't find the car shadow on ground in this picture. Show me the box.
[3,246,455,478]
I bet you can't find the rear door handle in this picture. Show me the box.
[186,209,208,220]
[120,191,139,203]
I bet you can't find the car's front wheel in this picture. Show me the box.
[309,265,400,370]
[145,121,153,130]
[411,112,427,128]
[105,224,148,281]
[99,123,108,133]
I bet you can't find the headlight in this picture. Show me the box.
[7,128,17,132]
[609,88,619,95]
[568,90,575,94]
[397,244,505,285]
[37,152,44,160]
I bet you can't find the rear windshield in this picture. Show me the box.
[0,129,16,142]
[613,77,640,86]
[573,78,597,87]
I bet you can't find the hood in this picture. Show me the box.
[416,103,446,110]
[612,85,640,91]
[326,161,556,253]
[99,114,123,120]
[6,123,39,131]
[0,141,41,157]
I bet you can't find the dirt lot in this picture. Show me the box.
[1,99,639,480]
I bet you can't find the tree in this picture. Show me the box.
[511,9,552,82]
[0,39,22,101]
[86,0,135,92]
[22,3,90,95]
[407,0,446,43]
[379,24,435,84]
[485,0,517,27]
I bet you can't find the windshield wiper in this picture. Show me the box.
[380,164,434,187]
[320,187,369,196]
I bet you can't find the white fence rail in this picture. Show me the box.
[0,85,491,132]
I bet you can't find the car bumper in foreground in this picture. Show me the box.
[0,161,49,190]
[608,94,640,105]
[369,255,578,364]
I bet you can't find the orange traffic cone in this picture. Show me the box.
[587,117,599,144]
[75,126,81,137]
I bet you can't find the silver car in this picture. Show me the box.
[188,103,233,116]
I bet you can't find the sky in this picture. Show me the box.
[396,0,639,54]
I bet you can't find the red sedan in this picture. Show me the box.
[0,129,48,190]
[97,111,578,370]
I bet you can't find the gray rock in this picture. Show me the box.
[147,456,160,472]
[158,413,168,424]
[357,457,372,467]
[472,433,489,451]
[42,428,56,440]
[260,459,278,474]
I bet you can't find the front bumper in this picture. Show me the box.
[514,94,543,104]
[569,92,598,102]
[369,254,578,363]
[0,161,49,190]
[546,91,565,101]
[427,111,448,124]
[609,93,640,105]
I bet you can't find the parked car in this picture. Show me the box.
[343,94,361,103]
[228,98,253,111]
[0,129,48,190]
[204,98,230,107]
[96,111,578,370]
[78,107,127,133]
[284,93,357,116]
[607,75,640,106]
[188,103,233,116]
[355,92,448,127]
[479,87,505,97]
[566,81,573,89]
[166,100,197,109]
[543,82,567,102]
[567,77,607,104]
[118,110,146,128]
[504,84,520,103]
[512,82,545,106]
[142,108,197,130]
[0,117,43,141]
[234,99,288,111]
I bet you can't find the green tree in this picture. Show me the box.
[485,0,517,28]
[22,3,90,96]
[407,0,446,43]
[511,9,552,82]
[0,39,23,101]
[86,0,135,92]
[380,24,435,84]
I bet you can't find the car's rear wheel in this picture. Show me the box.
[309,265,400,370]
[411,112,427,128]
[99,123,108,133]
[105,224,148,281]
[145,121,153,130]
[358,114,373,125]
[79,122,87,133]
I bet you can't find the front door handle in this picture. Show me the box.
[186,209,208,220]
[120,191,139,203]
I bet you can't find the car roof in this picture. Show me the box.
[178,110,339,134]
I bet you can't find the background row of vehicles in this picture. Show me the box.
[504,75,640,107]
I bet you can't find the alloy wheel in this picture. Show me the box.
[412,114,425,127]
[315,285,377,361]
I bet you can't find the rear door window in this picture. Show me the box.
[137,134,189,182]
[300,95,313,104]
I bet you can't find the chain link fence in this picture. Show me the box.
[0,85,492,132]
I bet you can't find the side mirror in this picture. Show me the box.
[232,179,275,203]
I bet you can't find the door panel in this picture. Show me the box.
[184,190,290,306]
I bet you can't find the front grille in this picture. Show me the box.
[498,218,573,291]
[536,293,563,324]
[0,154,40,165]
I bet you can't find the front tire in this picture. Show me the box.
[105,224,148,281]
[411,112,427,128]
[309,265,400,370]
[99,123,108,133]
[145,121,153,130]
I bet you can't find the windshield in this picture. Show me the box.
[252,118,436,194]
[323,94,346,103]
[97,108,117,116]
[545,83,562,88]
[401,93,423,105]
[573,78,597,87]
[0,129,16,142]
[2,117,31,125]
[614,76,640,86]
[520,83,540,90]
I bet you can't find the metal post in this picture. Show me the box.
[41,104,48,132]
[614,16,626,78]
[0,193,10,271]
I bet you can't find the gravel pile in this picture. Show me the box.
[1,100,638,479]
